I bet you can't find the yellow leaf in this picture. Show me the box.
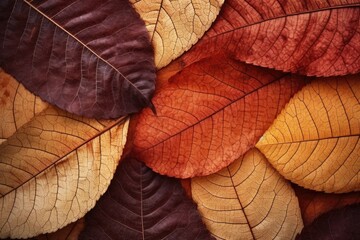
[0,71,129,239]
[131,0,224,68]
[256,75,360,193]
[191,148,303,240]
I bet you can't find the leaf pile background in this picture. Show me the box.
[1,0,360,239]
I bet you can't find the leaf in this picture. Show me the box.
[256,75,360,193]
[293,184,360,226]
[295,203,360,240]
[131,54,307,178]
[130,0,224,68]
[0,69,48,144]
[0,0,155,119]
[79,157,214,240]
[181,0,360,77]
[0,72,129,238]
[191,148,303,240]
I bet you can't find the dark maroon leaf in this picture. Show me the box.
[296,203,360,240]
[0,0,155,118]
[79,157,213,240]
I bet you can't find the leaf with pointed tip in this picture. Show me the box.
[293,185,360,226]
[296,204,360,240]
[181,0,360,76]
[256,75,360,193]
[131,55,307,178]
[0,71,129,239]
[0,0,155,118]
[192,148,303,240]
[130,0,224,68]
[79,157,213,240]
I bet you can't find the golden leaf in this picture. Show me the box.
[257,75,360,193]
[0,71,129,239]
[191,148,303,239]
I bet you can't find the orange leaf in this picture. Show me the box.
[131,55,307,178]
[181,0,360,76]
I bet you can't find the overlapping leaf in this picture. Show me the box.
[257,75,360,193]
[80,157,213,240]
[130,0,224,68]
[0,0,155,118]
[0,71,129,238]
[131,55,307,178]
[181,0,360,76]
[296,204,360,239]
[294,185,360,225]
[191,148,303,239]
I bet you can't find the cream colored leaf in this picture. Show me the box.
[0,69,48,144]
[191,148,303,240]
[256,75,360,193]
[131,0,224,68]
[0,72,129,239]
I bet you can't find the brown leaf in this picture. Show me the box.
[293,185,360,226]
[131,55,307,178]
[191,148,303,239]
[0,0,155,118]
[256,75,360,193]
[79,157,214,240]
[0,72,129,238]
[130,0,224,68]
[181,0,360,76]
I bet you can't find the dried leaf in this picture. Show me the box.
[296,204,360,240]
[79,157,213,240]
[131,55,307,178]
[181,0,360,76]
[130,0,224,68]
[256,75,360,193]
[192,148,303,240]
[0,72,129,238]
[0,0,155,118]
[293,185,360,226]
[30,218,84,240]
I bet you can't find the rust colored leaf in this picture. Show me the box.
[257,75,360,193]
[79,157,213,240]
[293,185,360,226]
[0,72,129,238]
[296,204,360,240]
[130,0,224,68]
[181,0,360,76]
[0,0,155,118]
[131,55,307,178]
[192,148,303,240]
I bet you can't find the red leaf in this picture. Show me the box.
[79,157,213,239]
[181,0,360,76]
[131,55,307,178]
[0,0,155,118]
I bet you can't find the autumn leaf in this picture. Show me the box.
[296,204,360,239]
[130,0,224,68]
[256,75,360,193]
[79,157,213,240]
[0,0,155,118]
[131,55,307,178]
[191,148,303,239]
[293,185,360,226]
[0,71,129,238]
[181,0,360,76]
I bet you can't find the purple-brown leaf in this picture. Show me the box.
[79,157,213,240]
[0,0,155,118]
[296,203,360,240]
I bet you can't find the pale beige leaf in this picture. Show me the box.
[191,148,303,240]
[0,69,48,144]
[256,75,360,193]
[131,0,224,68]
[0,73,129,239]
